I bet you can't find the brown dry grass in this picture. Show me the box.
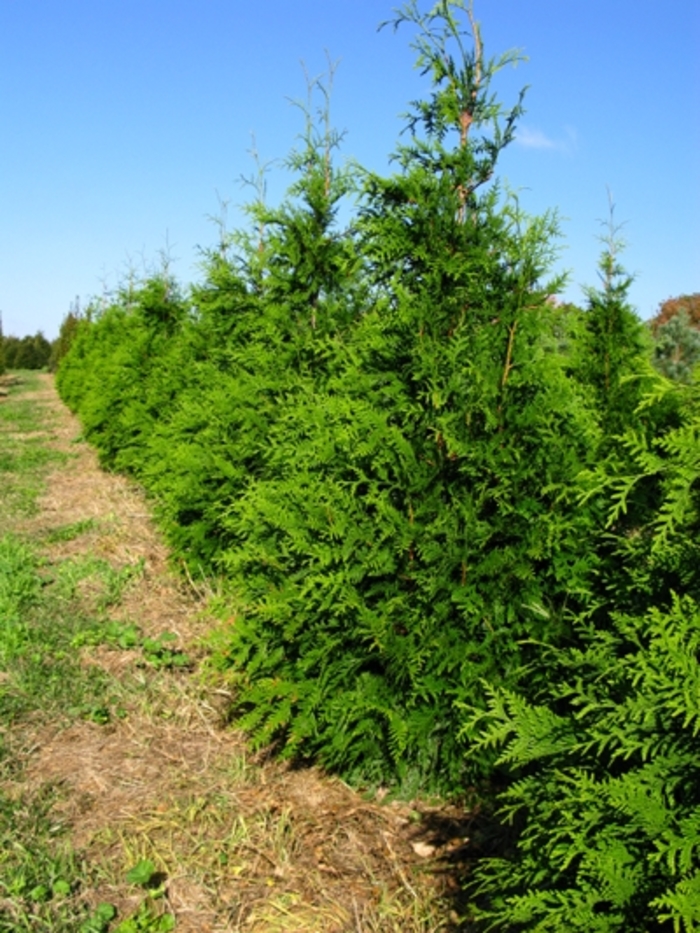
[4,374,473,932]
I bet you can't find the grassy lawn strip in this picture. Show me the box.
[0,376,175,933]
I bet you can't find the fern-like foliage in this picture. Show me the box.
[212,1,601,793]
[464,379,700,931]
[464,595,700,932]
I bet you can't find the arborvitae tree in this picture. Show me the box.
[49,301,85,373]
[217,0,598,792]
[56,271,190,472]
[576,200,651,438]
[133,67,364,570]
[246,60,365,361]
[464,376,700,933]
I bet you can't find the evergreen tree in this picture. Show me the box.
[464,377,700,933]
[137,65,364,570]
[2,332,52,370]
[576,199,651,438]
[49,300,85,373]
[652,309,700,382]
[217,0,598,791]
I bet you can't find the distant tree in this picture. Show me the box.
[651,309,700,382]
[649,292,700,332]
[576,200,650,437]
[2,336,20,368]
[50,299,86,372]
[0,313,5,376]
[3,332,52,370]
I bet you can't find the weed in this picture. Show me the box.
[45,518,99,543]
[51,555,145,609]
[113,902,175,933]
[72,621,192,670]
[78,903,117,933]
[0,782,98,933]
[141,632,192,670]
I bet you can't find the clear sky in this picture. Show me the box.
[1,0,698,339]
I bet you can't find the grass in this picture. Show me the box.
[0,781,94,933]
[0,372,68,519]
[0,375,176,932]
[0,533,132,729]
[0,374,459,932]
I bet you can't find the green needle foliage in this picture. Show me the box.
[465,596,700,932]
[58,1,604,793]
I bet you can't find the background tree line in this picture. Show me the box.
[0,330,51,372]
[0,303,83,376]
[29,1,700,928]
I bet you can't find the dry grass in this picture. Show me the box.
[2,374,472,932]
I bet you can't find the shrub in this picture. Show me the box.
[214,0,599,793]
[464,377,700,931]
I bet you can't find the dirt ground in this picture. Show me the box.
[5,374,474,932]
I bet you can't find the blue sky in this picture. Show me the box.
[1,0,698,339]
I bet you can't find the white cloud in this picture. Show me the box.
[516,124,578,155]
[516,126,557,149]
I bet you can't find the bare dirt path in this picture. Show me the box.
[7,374,463,932]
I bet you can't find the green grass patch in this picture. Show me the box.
[49,554,145,610]
[0,534,128,729]
[0,379,68,520]
[0,782,175,932]
[0,528,173,931]
[45,518,99,544]
[0,384,177,933]
[0,781,96,933]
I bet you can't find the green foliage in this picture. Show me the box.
[124,859,158,887]
[79,903,117,933]
[652,309,700,383]
[464,596,700,933]
[49,299,86,372]
[56,273,191,475]
[113,904,175,933]
[207,0,600,793]
[56,1,602,794]
[2,330,52,370]
[463,377,700,931]
[580,375,699,617]
[574,201,652,440]
[115,860,174,932]
[54,6,695,872]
